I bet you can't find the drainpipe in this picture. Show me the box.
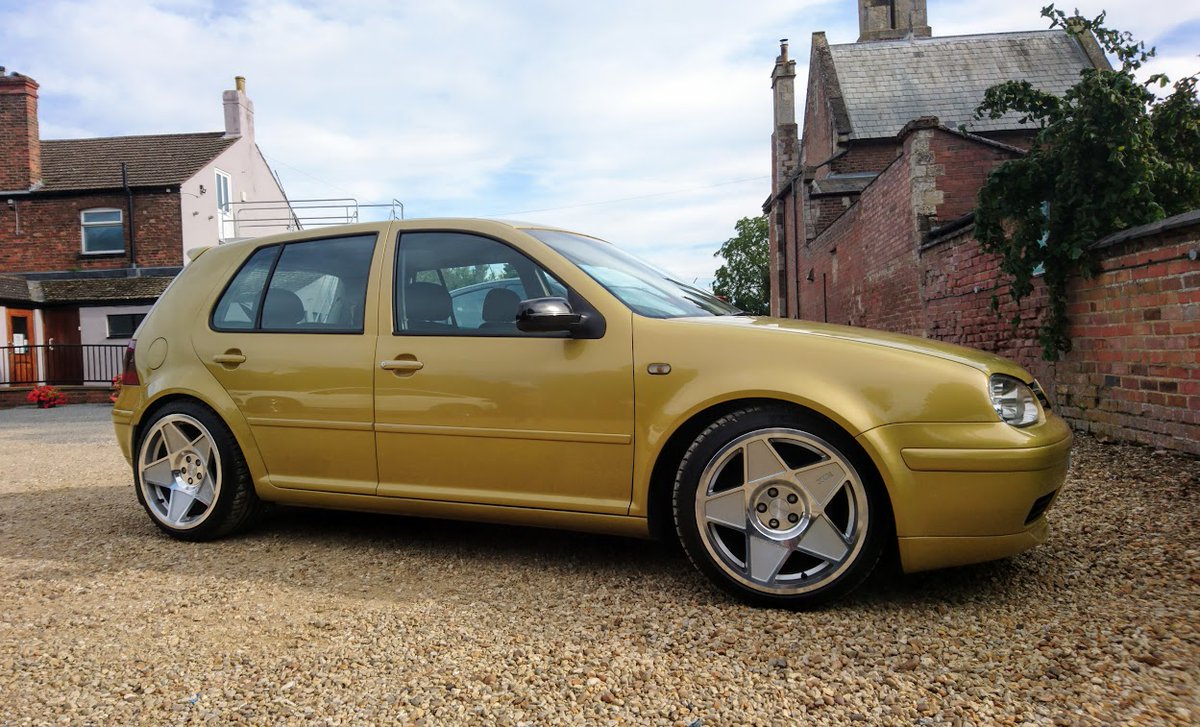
[822,273,828,323]
[121,162,137,271]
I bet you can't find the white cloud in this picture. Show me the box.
[3,0,1195,284]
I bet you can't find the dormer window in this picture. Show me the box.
[81,208,124,254]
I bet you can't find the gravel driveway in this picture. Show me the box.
[0,404,1196,725]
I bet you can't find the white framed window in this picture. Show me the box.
[81,208,124,254]
[215,170,232,240]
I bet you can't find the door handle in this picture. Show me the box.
[380,359,424,372]
[212,352,247,366]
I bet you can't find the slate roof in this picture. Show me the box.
[31,276,174,303]
[0,275,33,303]
[827,30,1096,139]
[39,132,237,192]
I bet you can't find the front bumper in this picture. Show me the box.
[857,415,1073,573]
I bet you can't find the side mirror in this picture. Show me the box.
[516,297,583,334]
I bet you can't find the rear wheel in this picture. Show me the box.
[134,402,261,541]
[673,406,889,608]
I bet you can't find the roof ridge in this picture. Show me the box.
[41,130,227,144]
[830,29,1067,49]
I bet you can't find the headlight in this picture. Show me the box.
[989,374,1040,427]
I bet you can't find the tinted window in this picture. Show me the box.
[106,313,146,339]
[212,246,279,330]
[394,232,566,335]
[262,236,376,332]
[211,234,376,333]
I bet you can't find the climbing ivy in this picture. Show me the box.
[973,5,1200,360]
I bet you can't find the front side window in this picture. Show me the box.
[211,234,377,333]
[81,209,124,254]
[528,229,740,318]
[394,232,567,335]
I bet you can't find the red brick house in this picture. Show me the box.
[0,71,292,388]
[766,1,1109,320]
[764,1,1200,454]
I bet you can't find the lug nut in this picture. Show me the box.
[756,503,768,513]
[787,493,798,504]
[767,487,778,497]
[788,513,799,523]
[769,518,780,529]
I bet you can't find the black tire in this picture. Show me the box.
[673,405,890,609]
[133,401,263,541]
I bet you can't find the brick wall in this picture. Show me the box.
[799,133,926,334]
[0,74,40,191]
[800,121,1199,455]
[922,218,1199,455]
[830,141,900,175]
[0,192,183,273]
[0,386,114,409]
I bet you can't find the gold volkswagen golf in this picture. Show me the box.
[112,219,1072,608]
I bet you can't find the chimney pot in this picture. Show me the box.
[235,75,246,93]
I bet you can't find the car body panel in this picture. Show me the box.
[372,222,636,513]
[189,227,388,495]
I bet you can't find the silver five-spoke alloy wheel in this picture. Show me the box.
[138,413,223,530]
[694,428,869,596]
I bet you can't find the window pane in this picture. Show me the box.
[395,232,560,335]
[212,246,280,329]
[83,224,125,253]
[216,173,231,210]
[261,235,376,332]
[106,313,146,339]
[529,229,739,318]
[83,210,122,224]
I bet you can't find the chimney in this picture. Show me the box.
[771,39,799,195]
[858,0,932,42]
[222,75,254,141]
[0,69,41,191]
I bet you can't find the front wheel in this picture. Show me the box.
[673,406,890,608]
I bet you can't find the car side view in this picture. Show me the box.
[112,219,1072,608]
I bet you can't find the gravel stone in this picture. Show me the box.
[1,404,1197,724]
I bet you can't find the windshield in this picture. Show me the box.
[527,229,741,318]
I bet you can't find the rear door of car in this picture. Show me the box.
[372,224,636,513]
[191,226,386,494]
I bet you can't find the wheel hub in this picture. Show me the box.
[750,481,809,537]
[172,450,207,488]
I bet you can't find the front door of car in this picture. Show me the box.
[191,231,384,495]
[373,229,635,514]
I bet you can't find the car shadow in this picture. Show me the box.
[0,483,1068,611]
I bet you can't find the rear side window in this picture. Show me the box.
[212,246,279,330]
[211,234,376,333]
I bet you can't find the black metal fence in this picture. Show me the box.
[0,344,125,386]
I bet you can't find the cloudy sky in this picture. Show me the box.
[2,0,1195,285]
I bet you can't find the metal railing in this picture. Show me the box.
[225,198,405,239]
[0,344,125,386]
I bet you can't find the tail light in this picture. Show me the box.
[121,340,140,386]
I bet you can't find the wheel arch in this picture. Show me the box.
[644,397,895,544]
[131,387,268,496]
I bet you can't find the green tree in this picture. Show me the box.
[713,215,770,315]
[973,5,1200,360]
